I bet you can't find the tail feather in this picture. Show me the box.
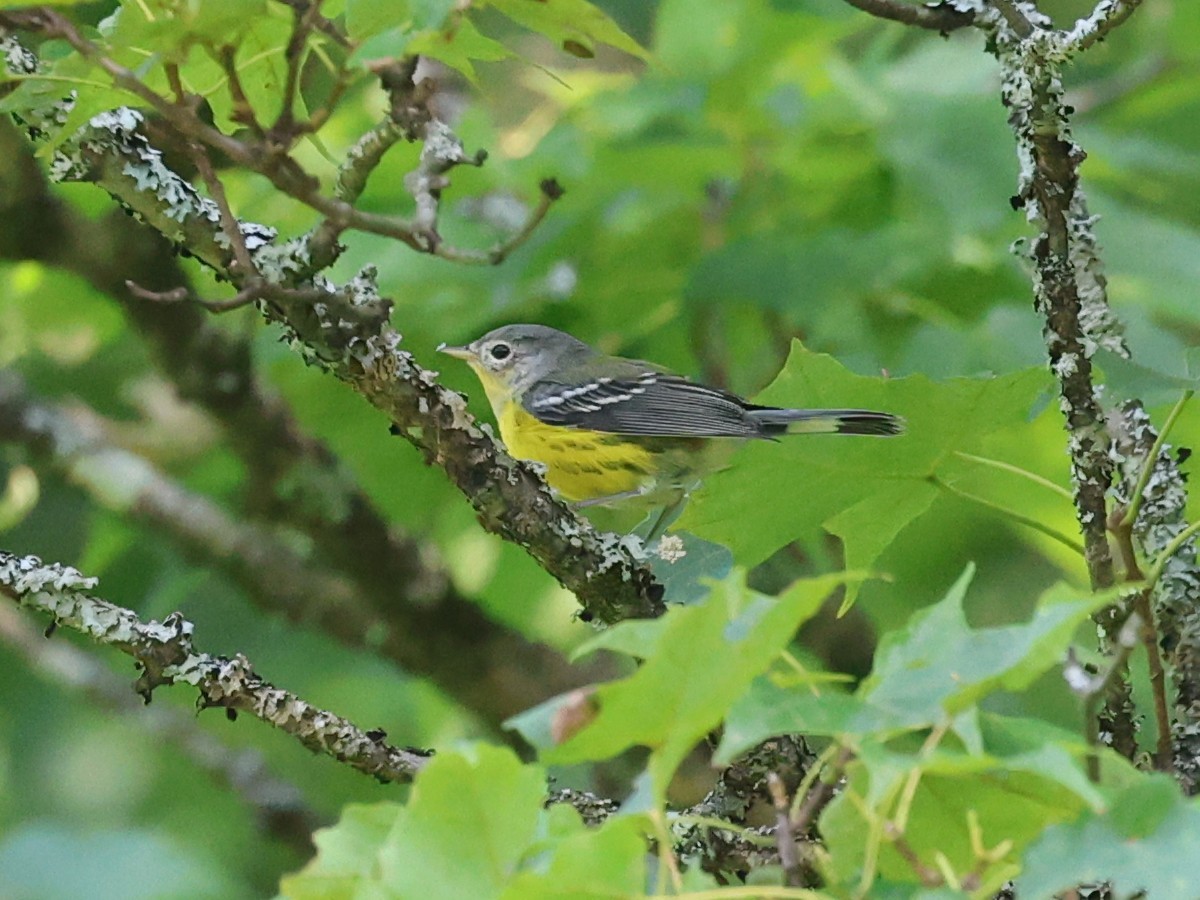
[747,407,905,437]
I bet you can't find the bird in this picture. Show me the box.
[439,324,904,539]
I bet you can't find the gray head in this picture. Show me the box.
[438,324,595,394]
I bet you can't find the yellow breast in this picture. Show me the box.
[498,403,656,502]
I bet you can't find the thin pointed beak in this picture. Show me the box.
[437,342,474,361]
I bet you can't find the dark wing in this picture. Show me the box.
[523,372,763,438]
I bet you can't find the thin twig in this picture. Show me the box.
[188,136,260,280]
[1068,0,1147,52]
[126,279,265,313]
[273,0,324,137]
[884,822,943,887]
[217,44,265,135]
[301,55,352,135]
[3,8,557,264]
[1066,611,1142,781]
[791,746,853,836]
[990,0,1036,38]
[438,178,565,265]
[1132,590,1174,771]
[767,773,804,887]
[960,810,1014,892]
[930,474,1086,556]
[275,0,351,48]
[839,0,975,31]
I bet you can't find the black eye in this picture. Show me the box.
[489,343,512,361]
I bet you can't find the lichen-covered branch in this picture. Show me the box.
[842,0,1142,594]
[988,11,1127,595]
[978,0,1138,754]
[1067,0,1146,52]
[678,736,817,882]
[0,552,432,783]
[0,603,319,853]
[1111,402,1200,792]
[0,32,663,624]
[838,0,1147,761]
[0,372,602,726]
[546,737,817,882]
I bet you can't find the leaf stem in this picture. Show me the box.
[953,451,1073,501]
[930,475,1086,556]
[1131,589,1174,771]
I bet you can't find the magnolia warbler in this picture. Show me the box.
[440,324,903,536]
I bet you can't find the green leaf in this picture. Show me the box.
[279,802,401,899]
[407,18,514,85]
[680,344,1050,595]
[282,747,545,898]
[499,815,647,899]
[821,743,1090,894]
[572,615,670,662]
[281,749,651,899]
[719,570,1117,768]
[545,569,852,798]
[377,746,546,898]
[825,479,938,614]
[346,0,414,41]
[717,676,882,764]
[1016,775,1200,899]
[176,0,270,43]
[645,531,734,606]
[484,0,648,61]
[862,569,1115,729]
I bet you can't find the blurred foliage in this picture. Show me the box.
[2,0,1200,896]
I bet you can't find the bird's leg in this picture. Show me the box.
[573,488,648,509]
[643,496,688,545]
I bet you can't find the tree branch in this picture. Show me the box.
[0,552,432,783]
[547,737,818,882]
[679,736,818,882]
[1065,612,1141,782]
[968,0,1141,757]
[995,23,1125,595]
[0,603,320,854]
[1110,401,1199,791]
